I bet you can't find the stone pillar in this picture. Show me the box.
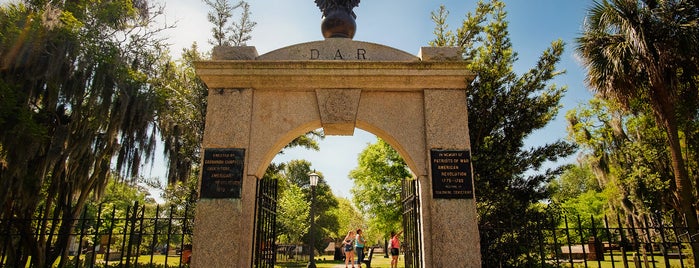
[191,87,256,268]
[421,89,481,267]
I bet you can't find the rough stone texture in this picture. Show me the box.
[202,88,252,148]
[419,46,462,61]
[212,45,259,60]
[193,39,480,267]
[194,61,472,90]
[248,90,319,177]
[191,199,241,268]
[356,91,426,174]
[315,89,362,135]
[257,38,418,61]
[195,88,258,267]
[423,89,481,267]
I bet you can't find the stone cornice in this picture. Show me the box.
[194,60,474,90]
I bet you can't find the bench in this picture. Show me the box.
[361,247,374,268]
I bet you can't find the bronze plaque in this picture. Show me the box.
[430,149,474,199]
[201,148,245,199]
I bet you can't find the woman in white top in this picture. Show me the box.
[342,230,356,268]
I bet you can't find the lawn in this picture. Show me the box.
[275,253,405,268]
[53,253,188,267]
[275,252,691,268]
[546,251,691,268]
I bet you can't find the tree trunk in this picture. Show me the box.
[661,110,699,265]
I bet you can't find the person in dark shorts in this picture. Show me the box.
[389,230,403,268]
[342,230,355,268]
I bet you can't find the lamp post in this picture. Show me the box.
[307,171,319,268]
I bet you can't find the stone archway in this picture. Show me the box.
[192,38,481,267]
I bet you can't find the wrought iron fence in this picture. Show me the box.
[0,202,193,267]
[3,199,696,268]
[402,178,421,268]
[480,213,697,268]
[253,177,278,268]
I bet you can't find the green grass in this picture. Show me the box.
[56,253,188,267]
[275,253,405,268]
[52,251,694,268]
[548,251,691,268]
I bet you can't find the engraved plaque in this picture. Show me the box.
[430,149,474,199]
[201,148,245,199]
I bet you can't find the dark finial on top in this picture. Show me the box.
[315,0,360,18]
[314,0,360,38]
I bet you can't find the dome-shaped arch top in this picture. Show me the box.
[257,38,419,61]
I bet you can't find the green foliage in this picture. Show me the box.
[203,0,255,46]
[277,182,309,244]
[155,44,208,184]
[559,190,608,232]
[0,0,171,266]
[263,131,326,245]
[349,139,410,241]
[566,99,673,222]
[428,5,456,47]
[81,177,158,258]
[160,174,198,214]
[98,176,154,208]
[281,130,324,154]
[272,159,340,252]
[329,197,363,239]
[549,163,600,203]
[576,0,699,261]
[431,0,575,266]
[231,1,256,46]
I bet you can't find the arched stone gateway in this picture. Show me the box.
[192,38,481,267]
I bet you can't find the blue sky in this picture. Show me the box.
[161,0,595,198]
[0,0,596,198]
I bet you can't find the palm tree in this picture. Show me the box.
[577,0,699,262]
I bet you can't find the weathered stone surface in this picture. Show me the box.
[194,61,473,90]
[315,89,362,135]
[212,45,259,60]
[257,38,418,61]
[191,199,241,268]
[202,88,252,148]
[422,89,481,267]
[419,46,462,61]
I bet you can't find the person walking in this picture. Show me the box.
[389,230,403,268]
[354,229,366,268]
[342,230,356,268]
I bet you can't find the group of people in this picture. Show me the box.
[341,229,403,268]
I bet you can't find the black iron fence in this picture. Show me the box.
[253,177,278,268]
[0,202,193,267]
[480,213,697,267]
[3,201,696,268]
[401,178,421,268]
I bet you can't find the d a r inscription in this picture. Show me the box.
[430,149,474,199]
[201,148,245,199]
[309,48,368,60]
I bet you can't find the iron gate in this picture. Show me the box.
[402,178,422,268]
[253,177,278,268]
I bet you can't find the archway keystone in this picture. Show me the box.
[316,88,362,135]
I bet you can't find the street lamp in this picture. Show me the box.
[307,171,319,268]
